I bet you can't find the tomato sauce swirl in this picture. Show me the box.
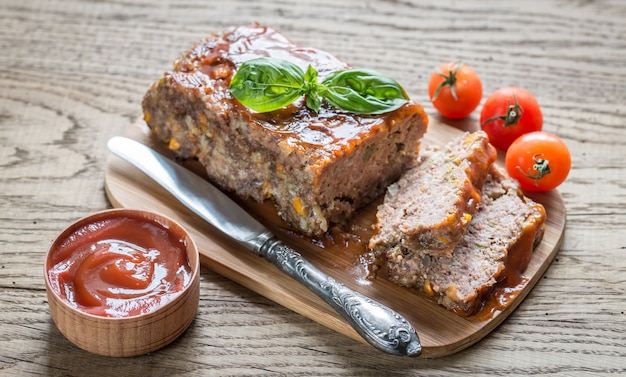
[47,213,193,318]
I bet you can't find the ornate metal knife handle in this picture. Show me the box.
[107,137,421,357]
[256,234,421,357]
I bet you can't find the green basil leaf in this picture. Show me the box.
[303,64,318,88]
[303,65,321,112]
[306,89,321,112]
[320,69,409,114]
[229,57,410,115]
[229,57,306,113]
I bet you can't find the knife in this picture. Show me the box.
[107,136,421,357]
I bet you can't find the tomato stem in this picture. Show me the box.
[481,94,524,127]
[432,62,463,102]
[516,153,551,186]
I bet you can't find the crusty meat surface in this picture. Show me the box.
[369,131,497,258]
[142,24,429,236]
[383,166,546,316]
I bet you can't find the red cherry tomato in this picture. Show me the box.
[505,131,571,192]
[428,62,482,119]
[480,87,543,151]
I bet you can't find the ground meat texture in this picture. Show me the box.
[384,166,546,316]
[142,24,429,236]
[369,131,497,258]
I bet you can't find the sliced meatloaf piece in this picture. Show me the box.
[384,166,546,316]
[142,24,429,236]
[369,131,497,258]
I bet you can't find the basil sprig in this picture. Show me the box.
[229,57,409,115]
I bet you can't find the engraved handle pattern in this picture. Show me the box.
[258,237,421,357]
[107,137,420,356]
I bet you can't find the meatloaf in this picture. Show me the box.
[383,165,546,315]
[142,24,429,236]
[369,131,497,258]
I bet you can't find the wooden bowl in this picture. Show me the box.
[44,208,200,357]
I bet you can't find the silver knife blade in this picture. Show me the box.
[107,136,268,248]
[107,136,421,357]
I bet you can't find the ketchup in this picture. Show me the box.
[47,213,193,318]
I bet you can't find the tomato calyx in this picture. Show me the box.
[432,62,463,101]
[481,94,524,127]
[516,153,552,187]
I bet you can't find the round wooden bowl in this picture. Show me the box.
[44,208,200,357]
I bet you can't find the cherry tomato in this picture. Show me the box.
[505,131,571,192]
[428,62,482,119]
[480,87,543,151]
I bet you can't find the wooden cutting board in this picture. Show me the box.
[104,119,566,358]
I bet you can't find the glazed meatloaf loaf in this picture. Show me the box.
[369,131,497,258]
[142,24,429,236]
[383,165,546,316]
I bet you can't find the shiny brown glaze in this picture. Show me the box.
[142,24,428,236]
[170,24,424,161]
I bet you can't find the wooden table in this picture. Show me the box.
[1,0,624,375]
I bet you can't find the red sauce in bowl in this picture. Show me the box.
[47,211,193,318]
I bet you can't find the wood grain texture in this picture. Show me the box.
[104,118,565,358]
[44,208,201,357]
[1,0,625,375]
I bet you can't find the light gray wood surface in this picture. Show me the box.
[1,0,624,375]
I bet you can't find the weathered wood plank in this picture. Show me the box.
[1,0,625,374]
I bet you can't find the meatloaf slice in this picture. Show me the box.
[369,131,497,258]
[142,24,429,236]
[384,166,546,316]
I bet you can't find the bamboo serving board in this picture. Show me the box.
[104,119,566,358]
